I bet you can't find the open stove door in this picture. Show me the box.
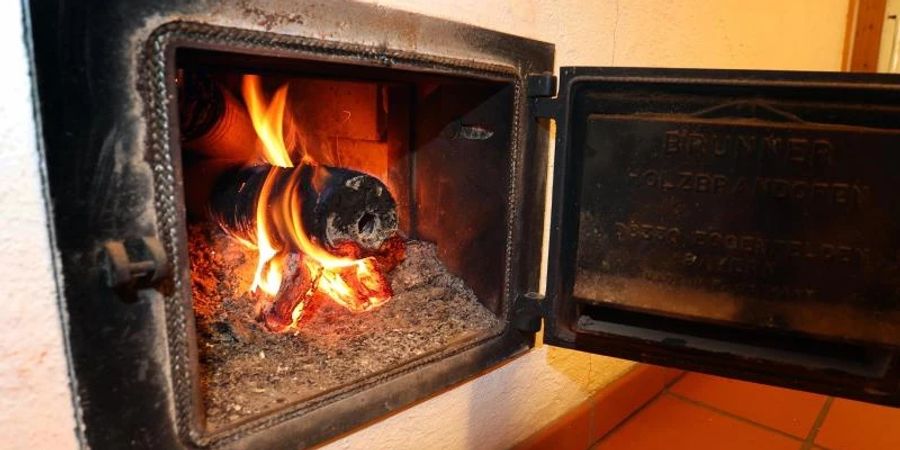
[539,67,900,405]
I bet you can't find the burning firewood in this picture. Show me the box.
[206,163,406,333]
[208,164,399,255]
[189,73,408,333]
[312,166,399,254]
[261,253,314,332]
[259,236,407,333]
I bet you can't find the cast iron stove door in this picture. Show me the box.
[541,67,900,405]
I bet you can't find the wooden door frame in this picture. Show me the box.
[843,0,889,71]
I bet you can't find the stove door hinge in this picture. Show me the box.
[526,73,559,119]
[513,292,545,333]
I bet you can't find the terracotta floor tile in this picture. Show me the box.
[590,366,683,442]
[516,398,593,450]
[815,398,900,450]
[593,394,800,450]
[669,372,826,437]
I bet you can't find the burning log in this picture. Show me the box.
[206,162,404,333]
[209,163,399,254]
[187,73,407,334]
[312,166,399,253]
[259,236,407,333]
[261,253,313,331]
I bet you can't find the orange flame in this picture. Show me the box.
[242,75,294,168]
[247,168,283,295]
[238,74,394,331]
[279,164,391,313]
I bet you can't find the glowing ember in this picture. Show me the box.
[231,74,401,332]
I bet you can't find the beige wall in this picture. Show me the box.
[372,0,850,71]
[0,1,850,449]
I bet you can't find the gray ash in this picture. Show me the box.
[189,225,501,430]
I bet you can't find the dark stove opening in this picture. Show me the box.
[175,49,515,431]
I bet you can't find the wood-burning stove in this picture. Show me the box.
[28,2,550,448]
[26,0,900,449]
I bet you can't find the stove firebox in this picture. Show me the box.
[179,50,516,430]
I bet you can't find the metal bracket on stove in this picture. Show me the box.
[527,73,558,119]
[512,292,545,333]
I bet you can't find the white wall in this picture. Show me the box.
[0,1,850,449]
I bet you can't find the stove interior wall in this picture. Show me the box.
[412,83,513,314]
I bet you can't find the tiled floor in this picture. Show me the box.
[593,372,900,450]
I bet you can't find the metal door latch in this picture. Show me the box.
[99,236,170,298]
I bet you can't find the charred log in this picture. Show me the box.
[260,237,407,333]
[312,166,399,253]
[207,164,399,254]
[206,164,270,240]
[261,253,313,332]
